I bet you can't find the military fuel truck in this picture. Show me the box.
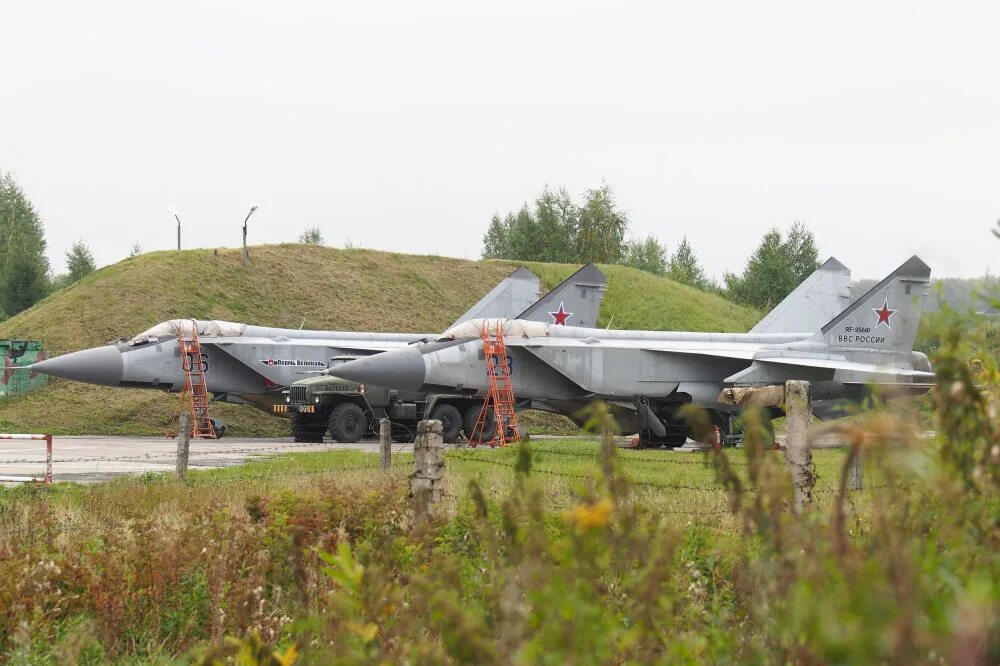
[282,357,495,444]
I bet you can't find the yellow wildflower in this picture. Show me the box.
[562,498,613,529]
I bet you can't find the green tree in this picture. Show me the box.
[666,236,710,289]
[532,187,578,262]
[506,205,541,261]
[481,184,628,264]
[481,213,512,259]
[0,171,50,316]
[50,273,74,291]
[298,227,325,245]
[575,184,628,263]
[623,235,668,275]
[724,222,820,309]
[65,239,96,283]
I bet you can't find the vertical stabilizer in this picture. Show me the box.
[815,256,931,359]
[750,257,852,334]
[517,263,607,328]
[449,268,540,328]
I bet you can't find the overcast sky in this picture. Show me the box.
[2,1,998,280]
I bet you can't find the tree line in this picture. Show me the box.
[481,183,820,311]
[0,171,97,320]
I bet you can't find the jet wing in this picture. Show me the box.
[200,337,421,386]
[205,336,420,352]
[508,337,758,358]
[751,356,934,376]
[505,337,751,396]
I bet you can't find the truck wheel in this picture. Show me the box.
[430,404,463,443]
[329,403,367,443]
[292,413,325,443]
[463,404,496,444]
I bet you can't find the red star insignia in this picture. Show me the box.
[549,302,573,326]
[872,298,896,329]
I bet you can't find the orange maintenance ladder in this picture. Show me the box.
[470,320,520,447]
[168,320,217,439]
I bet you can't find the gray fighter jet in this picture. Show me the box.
[332,257,933,445]
[27,264,607,417]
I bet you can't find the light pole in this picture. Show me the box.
[242,205,258,266]
[170,207,181,251]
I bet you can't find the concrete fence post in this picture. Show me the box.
[380,418,392,471]
[849,452,864,491]
[783,380,814,509]
[176,412,191,479]
[411,419,444,521]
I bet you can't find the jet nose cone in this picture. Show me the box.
[335,347,426,391]
[31,345,124,387]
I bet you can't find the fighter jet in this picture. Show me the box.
[27,264,607,417]
[332,257,933,445]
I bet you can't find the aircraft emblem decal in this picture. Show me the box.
[549,302,573,326]
[259,358,326,368]
[872,299,896,330]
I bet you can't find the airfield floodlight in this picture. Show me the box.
[169,206,181,250]
[242,205,258,267]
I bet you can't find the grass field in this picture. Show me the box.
[0,245,759,437]
[0,438,859,662]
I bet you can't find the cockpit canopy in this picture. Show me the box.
[436,318,551,342]
[128,319,246,346]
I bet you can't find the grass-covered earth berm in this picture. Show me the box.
[0,244,759,436]
[0,325,997,664]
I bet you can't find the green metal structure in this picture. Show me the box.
[1,340,47,398]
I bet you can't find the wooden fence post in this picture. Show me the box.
[176,412,191,479]
[411,419,444,521]
[784,380,814,509]
[380,418,391,471]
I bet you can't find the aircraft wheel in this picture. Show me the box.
[329,403,367,443]
[430,404,463,443]
[463,404,496,444]
[291,413,325,443]
[660,418,690,447]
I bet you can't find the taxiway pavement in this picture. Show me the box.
[0,436,389,485]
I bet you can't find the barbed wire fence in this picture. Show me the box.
[1,429,897,520]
